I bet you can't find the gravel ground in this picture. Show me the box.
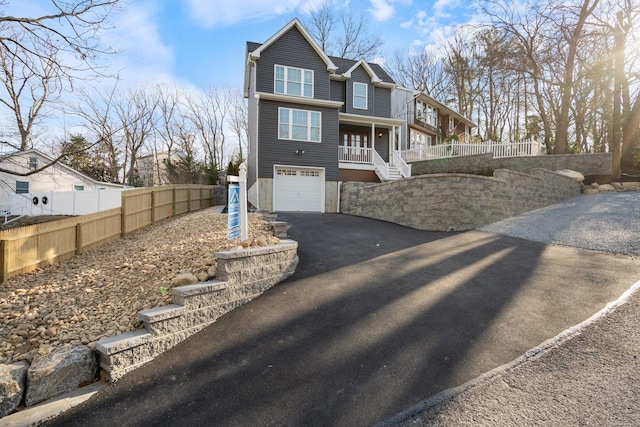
[383,192,640,426]
[0,208,277,365]
[479,193,640,255]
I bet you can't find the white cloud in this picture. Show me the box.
[433,0,462,18]
[183,0,308,27]
[369,0,395,21]
[400,19,413,29]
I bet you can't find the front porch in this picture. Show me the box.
[338,113,410,182]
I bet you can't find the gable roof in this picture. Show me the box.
[1,149,125,188]
[329,56,396,86]
[248,18,337,73]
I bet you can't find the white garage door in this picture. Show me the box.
[274,167,323,212]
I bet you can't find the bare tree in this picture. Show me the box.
[0,28,61,150]
[0,0,120,152]
[228,88,248,160]
[184,87,229,183]
[388,46,449,99]
[67,84,123,183]
[116,86,158,186]
[305,1,383,60]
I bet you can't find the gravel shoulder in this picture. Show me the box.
[0,208,276,365]
[384,193,640,426]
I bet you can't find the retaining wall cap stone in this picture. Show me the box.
[95,330,151,354]
[171,281,228,297]
[214,240,298,259]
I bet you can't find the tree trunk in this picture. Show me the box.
[612,12,624,178]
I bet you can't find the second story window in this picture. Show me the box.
[275,65,313,98]
[278,108,321,142]
[448,117,455,133]
[353,82,368,110]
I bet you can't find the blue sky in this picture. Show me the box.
[9,0,479,92]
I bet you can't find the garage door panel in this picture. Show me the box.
[274,168,323,212]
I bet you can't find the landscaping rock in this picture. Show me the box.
[0,212,274,365]
[582,188,600,195]
[25,345,97,406]
[0,361,28,417]
[597,184,616,192]
[555,169,585,182]
[171,273,198,287]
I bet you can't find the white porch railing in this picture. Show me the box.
[371,150,389,180]
[338,146,373,164]
[401,138,546,162]
[339,146,410,180]
[391,150,411,178]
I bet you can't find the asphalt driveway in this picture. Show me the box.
[46,208,640,426]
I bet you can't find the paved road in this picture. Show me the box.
[46,201,640,426]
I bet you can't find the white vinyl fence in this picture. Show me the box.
[401,138,546,162]
[9,189,123,216]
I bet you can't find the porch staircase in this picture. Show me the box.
[375,163,404,182]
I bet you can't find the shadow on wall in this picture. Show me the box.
[340,168,581,231]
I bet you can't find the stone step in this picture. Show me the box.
[171,280,228,309]
[137,304,186,335]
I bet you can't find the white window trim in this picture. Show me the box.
[353,82,368,110]
[278,107,322,143]
[274,64,314,98]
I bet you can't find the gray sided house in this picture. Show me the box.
[244,18,406,213]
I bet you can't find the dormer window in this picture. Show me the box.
[353,82,368,110]
[274,65,313,98]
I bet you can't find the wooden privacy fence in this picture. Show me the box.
[0,185,223,282]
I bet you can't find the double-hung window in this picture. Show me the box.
[279,108,321,142]
[353,82,368,110]
[275,65,313,98]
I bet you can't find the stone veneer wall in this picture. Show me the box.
[410,153,612,177]
[96,240,298,382]
[340,169,581,231]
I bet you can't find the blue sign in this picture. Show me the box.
[228,184,240,240]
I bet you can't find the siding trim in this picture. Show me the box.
[257,91,343,108]
[339,112,404,127]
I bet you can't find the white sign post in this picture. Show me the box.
[227,161,248,241]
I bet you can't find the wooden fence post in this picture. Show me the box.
[121,192,127,237]
[151,189,156,224]
[0,240,7,283]
[172,186,176,217]
[76,222,84,255]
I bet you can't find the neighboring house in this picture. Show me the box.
[391,87,476,158]
[137,151,177,187]
[0,149,124,205]
[244,18,474,213]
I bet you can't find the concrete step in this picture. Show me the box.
[171,280,228,309]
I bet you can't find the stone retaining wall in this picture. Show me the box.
[410,153,612,177]
[340,169,581,231]
[96,240,298,382]
[0,239,299,417]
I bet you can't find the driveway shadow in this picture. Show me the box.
[46,214,640,427]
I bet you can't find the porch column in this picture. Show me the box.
[371,123,375,150]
